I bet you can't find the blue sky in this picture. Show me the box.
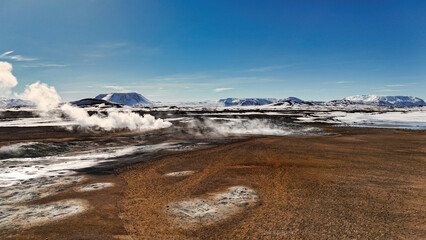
[0,0,425,101]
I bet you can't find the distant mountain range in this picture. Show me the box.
[218,98,278,107]
[1,94,425,108]
[341,95,426,107]
[218,95,425,107]
[0,98,33,108]
[218,97,304,107]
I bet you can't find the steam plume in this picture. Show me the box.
[2,61,172,132]
[60,104,172,131]
[0,61,18,96]
[19,82,61,112]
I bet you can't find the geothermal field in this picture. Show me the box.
[2,1,426,239]
[0,99,425,239]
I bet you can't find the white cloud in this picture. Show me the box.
[336,81,353,84]
[214,88,233,92]
[0,51,14,57]
[0,61,18,96]
[0,51,37,61]
[385,84,406,87]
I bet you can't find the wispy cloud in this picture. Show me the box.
[20,63,66,68]
[247,64,296,72]
[83,42,129,60]
[214,88,233,92]
[0,51,38,61]
[385,84,406,87]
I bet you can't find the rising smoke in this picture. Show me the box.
[60,104,171,131]
[0,61,172,132]
[18,82,61,113]
[0,61,18,96]
[188,118,317,137]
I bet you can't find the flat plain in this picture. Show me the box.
[3,126,425,239]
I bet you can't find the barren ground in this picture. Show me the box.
[119,127,425,239]
[3,127,425,239]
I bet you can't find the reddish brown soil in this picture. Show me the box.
[119,127,426,239]
[4,127,426,239]
[2,175,130,240]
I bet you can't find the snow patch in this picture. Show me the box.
[95,92,152,106]
[334,111,426,129]
[0,98,33,108]
[166,186,258,228]
[0,199,87,230]
[296,110,426,129]
[76,182,114,192]
[343,95,425,107]
[0,142,183,187]
[0,142,36,156]
[0,142,68,159]
[218,98,277,107]
[0,175,84,205]
[164,171,195,177]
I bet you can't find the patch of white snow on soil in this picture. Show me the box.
[76,182,114,192]
[166,186,258,228]
[164,171,195,177]
[0,199,88,230]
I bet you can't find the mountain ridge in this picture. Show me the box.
[341,95,425,107]
[95,92,152,106]
[0,98,34,108]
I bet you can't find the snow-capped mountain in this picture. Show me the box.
[342,95,426,107]
[218,98,278,107]
[95,92,152,106]
[280,97,303,103]
[0,98,34,108]
[271,97,304,106]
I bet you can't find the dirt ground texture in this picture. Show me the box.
[119,127,426,239]
[2,175,129,240]
[3,127,425,239]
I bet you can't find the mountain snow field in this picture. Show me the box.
[95,92,152,106]
[343,95,425,107]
